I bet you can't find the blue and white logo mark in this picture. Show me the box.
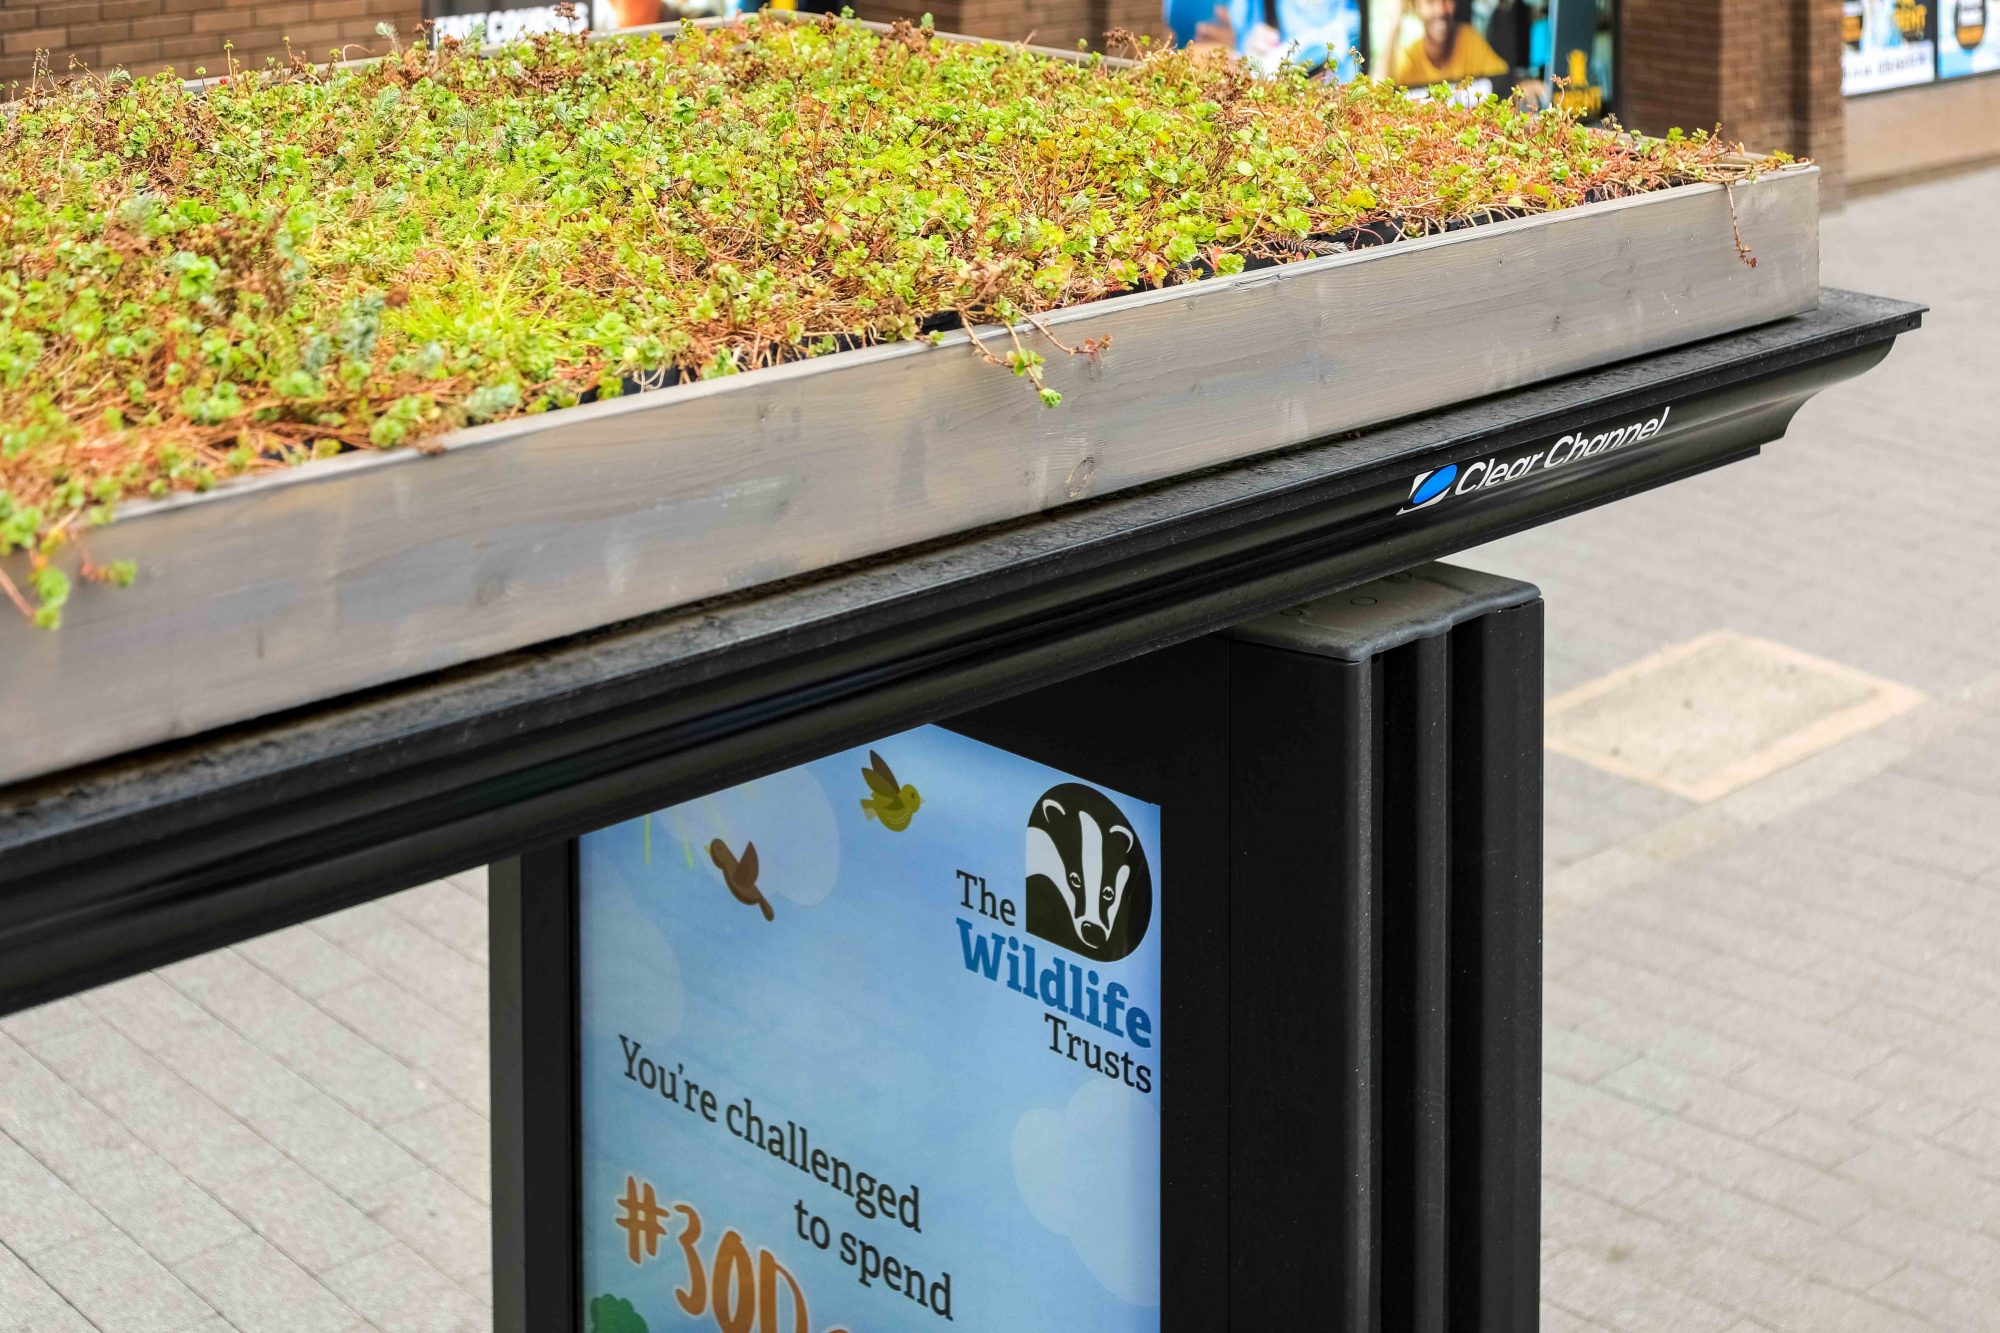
[1400,464,1457,513]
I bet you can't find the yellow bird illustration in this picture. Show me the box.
[859,750,923,832]
[708,839,774,921]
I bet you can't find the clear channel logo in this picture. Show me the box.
[1402,464,1458,512]
[1397,405,1674,516]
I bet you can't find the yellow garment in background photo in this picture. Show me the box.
[1390,27,1508,84]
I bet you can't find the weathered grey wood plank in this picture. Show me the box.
[0,166,1817,785]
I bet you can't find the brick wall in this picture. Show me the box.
[852,0,1168,51]
[1620,0,1846,195]
[0,0,424,89]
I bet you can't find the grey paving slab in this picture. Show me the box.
[0,1032,149,1183]
[162,951,449,1129]
[172,1234,365,1333]
[0,1242,101,1333]
[381,1103,490,1208]
[239,1089,431,1205]
[71,1152,251,1268]
[26,1227,219,1333]
[205,1160,396,1276]
[321,1242,490,1333]
[233,924,378,1001]
[385,882,490,968]
[349,1167,491,1288]
[0,1131,110,1259]
[31,1023,287,1192]
[316,978,489,1115]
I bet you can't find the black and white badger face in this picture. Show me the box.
[1024,782,1153,963]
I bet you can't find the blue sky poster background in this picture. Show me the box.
[578,725,1165,1333]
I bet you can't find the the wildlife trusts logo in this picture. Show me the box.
[1024,783,1153,964]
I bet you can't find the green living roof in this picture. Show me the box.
[0,14,1771,624]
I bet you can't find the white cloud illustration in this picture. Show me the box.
[580,872,685,1039]
[1010,1079,1162,1308]
[659,766,841,905]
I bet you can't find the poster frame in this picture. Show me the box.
[491,641,1234,1333]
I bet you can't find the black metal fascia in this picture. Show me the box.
[0,290,1922,1013]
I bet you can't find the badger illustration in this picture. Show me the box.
[1024,782,1153,963]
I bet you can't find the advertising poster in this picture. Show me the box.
[577,726,1165,1333]
[1843,0,1938,93]
[1939,0,1999,77]
[423,0,745,45]
[1365,0,1614,118]
[1163,0,1365,79]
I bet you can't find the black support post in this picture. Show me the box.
[491,844,580,1333]
[1226,634,1379,1328]
[1226,562,1545,1330]
[1447,594,1545,1330]
[1381,632,1455,1333]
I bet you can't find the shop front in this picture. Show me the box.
[1843,0,2000,183]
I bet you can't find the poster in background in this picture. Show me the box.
[422,0,743,44]
[1843,0,1938,93]
[1939,0,1999,77]
[1365,0,1614,118]
[577,726,1165,1333]
[1162,0,1366,79]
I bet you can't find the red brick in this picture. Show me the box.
[37,2,103,25]
[3,27,68,53]
[272,19,336,43]
[65,20,134,45]
[96,36,169,63]
[123,14,188,38]
[157,31,224,55]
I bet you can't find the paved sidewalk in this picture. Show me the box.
[1,876,494,1333]
[2,167,1996,1331]
[1467,162,2000,1331]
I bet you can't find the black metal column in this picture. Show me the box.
[1226,562,1544,1331]
[1226,629,1379,1328]
[1447,588,1545,1330]
[491,843,580,1333]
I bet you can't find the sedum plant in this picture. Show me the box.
[0,12,1774,625]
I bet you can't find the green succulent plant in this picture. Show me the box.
[0,12,1774,625]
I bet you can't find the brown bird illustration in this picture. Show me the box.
[708,838,774,921]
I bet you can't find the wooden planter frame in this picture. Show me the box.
[0,20,1820,787]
